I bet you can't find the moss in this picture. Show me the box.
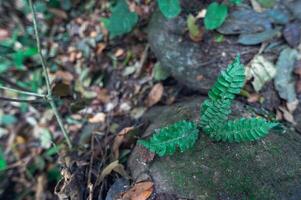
[142,98,301,199]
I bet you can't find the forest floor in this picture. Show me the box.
[0,0,300,199]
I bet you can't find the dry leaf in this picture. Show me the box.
[96,88,111,103]
[246,55,276,92]
[48,8,68,19]
[99,160,128,183]
[96,43,106,54]
[196,9,206,18]
[55,71,74,84]
[115,48,125,58]
[145,83,164,107]
[0,29,9,40]
[88,112,106,123]
[121,181,154,200]
[279,106,296,125]
[250,0,264,12]
[112,127,134,160]
[286,99,299,113]
[247,93,261,103]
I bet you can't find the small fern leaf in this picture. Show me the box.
[210,118,278,142]
[200,98,232,134]
[138,120,199,157]
[208,55,245,101]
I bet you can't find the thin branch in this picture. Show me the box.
[29,0,72,149]
[29,0,51,96]
[0,96,47,104]
[0,85,45,98]
[0,75,31,91]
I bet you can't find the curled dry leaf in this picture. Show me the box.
[246,55,276,92]
[112,127,134,160]
[121,181,154,200]
[99,160,129,184]
[145,83,164,107]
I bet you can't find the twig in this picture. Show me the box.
[0,85,45,98]
[29,0,72,149]
[87,133,95,200]
[0,96,47,104]
[134,44,150,78]
[0,75,31,91]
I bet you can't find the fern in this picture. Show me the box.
[200,55,277,142]
[207,55,245,101]
[209,118,278,142]
[138,120,199,157]
[140,55,278,157]
[200,98,232,133]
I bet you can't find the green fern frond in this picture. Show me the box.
[138,120,199,157]
[200,55,278,143]
[209,118,278,142]
[208,55,245,101]
[200,98,232,133]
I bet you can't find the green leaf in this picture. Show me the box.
[39,128,52,149]
[157,0,181,19]
[200,98,232,134]
[153,62,170,81]
[0,147,7,171]
[229,0,242,5]
[0,114,17,126]
[12,47,38,69]
[210,118,278,142]
[139,120,199,156]
[102,0,138,38]
[208,55,245,101]
[200,55,277,143]
[187,14,201,39]
[0,44,15,55]
[256,0,276,8]
[204,2,228,30]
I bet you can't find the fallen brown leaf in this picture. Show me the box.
[115,48,125,58]
[98,160,129,184]
[55,71,74,84]
[145,83,164,107]
[48,8,68,19]
[121,181,154,200]
[279,106,296,125]
[88,112,106,123]
[286,99,299,113]
[247,93,261,103]
[112,127,134,160]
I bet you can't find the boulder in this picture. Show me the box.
[147,9,258,91]
[128,97,301,199]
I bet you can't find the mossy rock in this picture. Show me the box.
[128,97,301,199]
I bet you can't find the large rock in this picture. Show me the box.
[128,97,301,199]
[147,9,258,91]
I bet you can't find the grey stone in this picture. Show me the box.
[147,10,258,91]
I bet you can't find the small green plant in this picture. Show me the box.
[139,55,278,156]
[157,0,181,19]
[102,0,138,38]
[204,0,242,30]
[139,120,198,156]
